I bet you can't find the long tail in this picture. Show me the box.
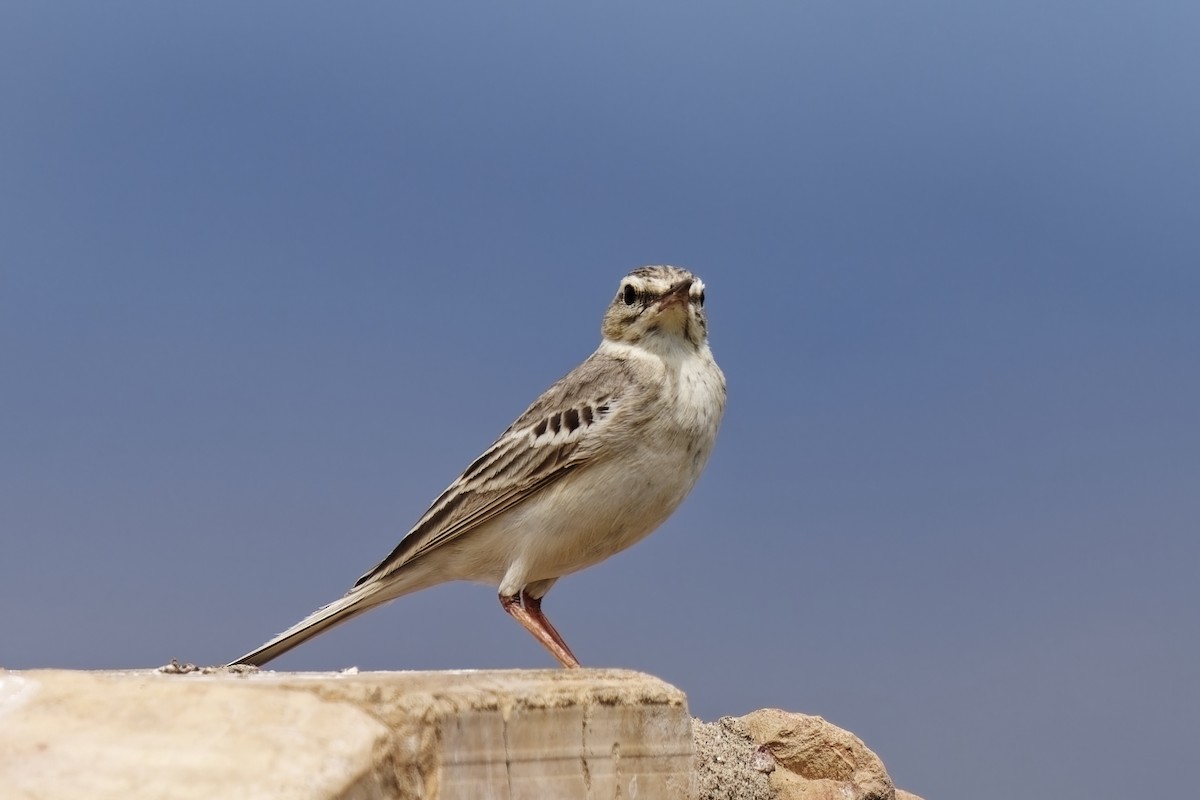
[228,583,388,668]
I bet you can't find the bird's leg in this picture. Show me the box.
[499,591,581,668]
[520,589,578,661]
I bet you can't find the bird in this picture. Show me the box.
[229,265,726,669]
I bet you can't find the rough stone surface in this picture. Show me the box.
[692,718,774,800]
[691,711,927,800]
[731,709,898,800]
[0,667,693,800]
[0,668,927,800]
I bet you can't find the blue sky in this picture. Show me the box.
[2,3,1197,797]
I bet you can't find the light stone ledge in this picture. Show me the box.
[0,668,694,800]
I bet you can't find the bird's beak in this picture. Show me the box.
[656,278,694,310]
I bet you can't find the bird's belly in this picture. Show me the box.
[499,438,710,586]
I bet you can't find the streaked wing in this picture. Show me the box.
[354,351,641,587]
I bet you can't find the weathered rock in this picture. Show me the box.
[0,669,927,800]
[730,709,896,800]
[691,717,774,800]
[0,668,693,799]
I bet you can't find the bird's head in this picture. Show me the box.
[602,265,710,349]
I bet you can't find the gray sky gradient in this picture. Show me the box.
[3,3,1198,798]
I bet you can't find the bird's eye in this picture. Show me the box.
[622,284,637,305]
[698,289,705,307]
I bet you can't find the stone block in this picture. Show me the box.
[0,668,693,800]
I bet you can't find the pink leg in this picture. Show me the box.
[500,590,581,668]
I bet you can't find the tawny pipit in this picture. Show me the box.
[231,265,726,668]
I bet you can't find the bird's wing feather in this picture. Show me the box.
[354,351,642,587]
